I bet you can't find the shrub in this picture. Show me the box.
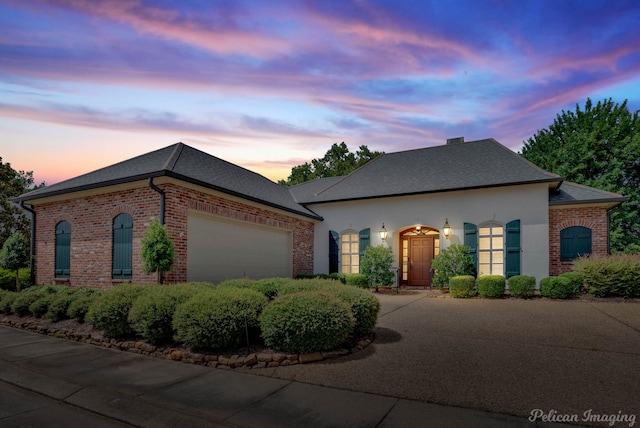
[29,295,55,317]
[449,275,477,298]
[173,287,268,350]
[477,275,505,298]
[558,272,583,294]
[574,254,640,298]
[87,284,148,337]
[360,245,395,289]
[318,284,380,336]
[0,291,18,314]
[128,284,200,345]
[274,278,325,296]
[218,278,282,300]
[344,273,369,288]
[11,291,46,316]
[45,293,78,322]
[507,275,536,298]
[67,295,99,323]
[260,293,354,354]
[539,276,574,299]
[432,244,475,289]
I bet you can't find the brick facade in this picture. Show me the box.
[34,181,315,289]
[548,206,610,276]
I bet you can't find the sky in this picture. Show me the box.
[1,0,639,186]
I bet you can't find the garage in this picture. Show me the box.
[187,211,293,283]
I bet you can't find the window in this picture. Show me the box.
[113,213,133,279]
[55,221,71,278]
[478,222,504,276]
[560,226,592,261]
[341,230,360,273]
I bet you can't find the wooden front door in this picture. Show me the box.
[409,236,434,287]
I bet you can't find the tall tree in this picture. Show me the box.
[279,142,383,186]
[0,158,45,247]
[0,231,30,291]
[521,98,640,253]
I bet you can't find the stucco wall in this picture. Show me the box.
[308,183,551,282]
[32,180,315,288]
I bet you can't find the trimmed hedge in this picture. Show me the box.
[67,295,100,323]
[574,255,640,298]
[449,275,477,298]
[0,291,18,314]
[558,272,583,295]
[344,273,369,288]
[87,284,148,338]
[0,268,31,291]
[260,292,354,354]
[477,275,505,298]
[318,284,380,336]
[507,275,536,298]
[539,276,574,299]
[173,287,268,350]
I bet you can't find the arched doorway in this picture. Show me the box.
[399,226,440,288]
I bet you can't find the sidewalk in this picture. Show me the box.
[0,324,553,428]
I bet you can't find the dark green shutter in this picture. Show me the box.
[359,228,370,259]
[560,226,592,261]
[55,221,71,278]
[464,223,478,273]
[505,219,521,278]
[113,214,133,279]
[329,231,339,274]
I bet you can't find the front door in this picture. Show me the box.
[409,236,434,287]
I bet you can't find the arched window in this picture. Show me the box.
[55,221,71,278]
[478,222,504,276]
[340,230,360,274]
[113,213,133,279]
[560,226,592,261]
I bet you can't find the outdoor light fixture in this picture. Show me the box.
[442,219,451,239]
[415,225,422,234]
[379,223,388,241]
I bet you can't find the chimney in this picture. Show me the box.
[447,137,464,145]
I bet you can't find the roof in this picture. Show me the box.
[291,138,563,203]
[14,143,322,220]
[549,181,628,207]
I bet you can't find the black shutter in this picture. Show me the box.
[505,219,521,278]
[329,230,339,274]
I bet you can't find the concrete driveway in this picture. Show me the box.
[255,292,640,423]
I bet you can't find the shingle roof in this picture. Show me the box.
[291,138,563,203]
[14,143,322,220]
[549,181,628,207]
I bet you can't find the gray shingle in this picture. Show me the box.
[549,181,628,206]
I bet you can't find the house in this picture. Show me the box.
[14,138,626,288]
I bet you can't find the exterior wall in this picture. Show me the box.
[548,205,609,276]
[33,180,314,288]
[308,183,551,283]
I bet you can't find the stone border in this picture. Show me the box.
[0,315,374,369]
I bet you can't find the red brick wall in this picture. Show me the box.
[33,182,315,288]
[548,206,609,276]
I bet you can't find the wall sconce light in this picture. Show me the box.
[415,225,422,234]
[379,223,388,241]
[442,219,451,239]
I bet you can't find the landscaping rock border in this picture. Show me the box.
[0,314,374,369]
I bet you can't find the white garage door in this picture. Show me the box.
[187,211,293,283]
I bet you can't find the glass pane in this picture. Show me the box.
[342,255,350,266]
[352,255,359,266]
[403,240,408,249]
[342,242,350,253]
[479,252,490,263]
[492,263,503,275]
[350,233,358,241]
[353,265,359,274]
[493,236,504,248]
[351,243,359,253]
[494,251,504,261]
[479,227,491,236]
[479,263,490,276]
[493,226,504,235]
[479,237,490,250]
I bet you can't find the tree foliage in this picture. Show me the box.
[141,219,175,283]
[431,244,475,289]
[0,231,30,291]
[0,158,45,247]
[279,142,383,186]
[521,98,640,253]
[360,245,395,289]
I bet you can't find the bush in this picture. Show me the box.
[360,245,395,288]
[539,276,574,299]
[87,284,148,337]
[67,295,100,323]
[274,278,325,296]
[574,254,640,298]
[432,244,475,289]
[11,291,46,316]
[128,284,201,345]
[0,291,18,314]
[477,275,505,298]
[218,278,282,300]
[558,272,583,294]
[44,293,77,322]
[260,292,354,354]
[318,284,380,336]
[0,268,31,291]
[173,287,268,350]
[344,273,369,288]
[29,295,55,317]
[449,275,477,298]
[507,275,536,298]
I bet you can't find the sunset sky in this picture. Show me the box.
[1,0,639,186]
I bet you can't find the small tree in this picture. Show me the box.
[0,231,30,291]
[141,220,175,284]
[431,244,475,289]
[360,245,394,291]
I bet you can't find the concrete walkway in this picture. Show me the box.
[1,291,638,427]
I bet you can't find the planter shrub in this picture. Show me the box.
[318,284,380,336]
[87,284,148,338]
[260,292,354,354]
[11,290,47,316]
[477,275,505,298]
[574,254,640,298]
[431,244,475,289]
[29,294,55,317]
[45,293,78,322]
[173,287,268,350]
[558,272,583,295]
[539,276,574,299]
[0,291,18,314]
[344,273,369,288]
[67,295,100,323]
[449,275,477,298]
[507,275,536,298]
